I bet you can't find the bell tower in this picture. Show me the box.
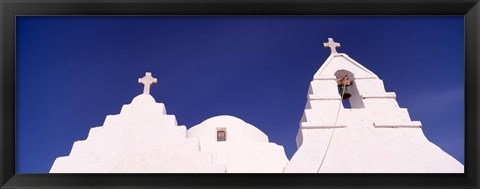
[302,38,421,130]
[285,38,463,173]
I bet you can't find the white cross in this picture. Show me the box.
[138,72,157,95]
[323,38,341,54]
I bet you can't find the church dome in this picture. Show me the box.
[187,115,268,143]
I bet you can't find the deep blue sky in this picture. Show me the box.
[16,16,464,173]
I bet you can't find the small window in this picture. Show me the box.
[216,128,226,142]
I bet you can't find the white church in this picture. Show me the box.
[50,38,464,173]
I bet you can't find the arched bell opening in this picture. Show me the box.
[334,70,365,109]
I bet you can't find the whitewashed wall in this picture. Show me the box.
[285,53,464,173]
[187,115,289,173]
[50,94,225,173]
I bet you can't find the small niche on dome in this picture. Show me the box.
[216,127,227,142]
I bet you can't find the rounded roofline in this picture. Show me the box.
[188,115,269,143]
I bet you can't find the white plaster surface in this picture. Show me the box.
[50,94,225,173]
[187,115,289,173]
[286,45,464,173]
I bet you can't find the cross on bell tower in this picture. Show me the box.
[138,72,157,95]
[323,38,341,54]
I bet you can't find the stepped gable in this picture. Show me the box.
[285,38,463,173]
[50,72,224,173]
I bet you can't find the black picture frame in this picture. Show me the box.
[1,0,478,188]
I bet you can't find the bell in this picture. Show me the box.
[338,85,352,100]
